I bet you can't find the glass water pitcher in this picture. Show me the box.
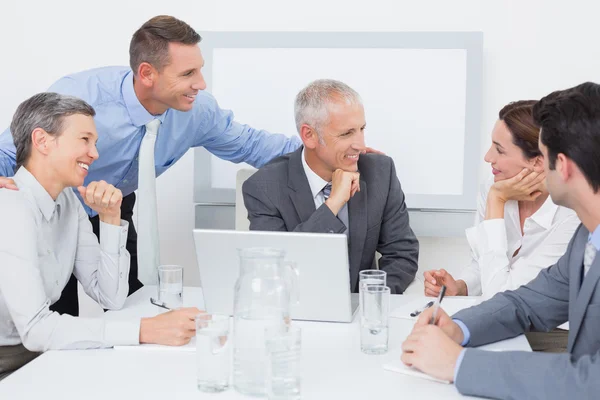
[232,247,297,397]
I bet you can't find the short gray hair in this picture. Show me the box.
[10,92,96,171]
[294,79,362,136]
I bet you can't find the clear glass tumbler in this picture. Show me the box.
[360,285,390,355]
[196,313,231,393]
[157,265,183,309]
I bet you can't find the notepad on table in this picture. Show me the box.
[383,358,451,384]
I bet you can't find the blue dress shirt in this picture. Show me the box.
[0,67,301,216]
[453,223,600,382]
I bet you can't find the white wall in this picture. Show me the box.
[2,0,600,294]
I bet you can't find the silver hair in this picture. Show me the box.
[294,79,362,142]
[10,92,96,171]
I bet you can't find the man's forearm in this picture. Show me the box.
[0,152,16,177]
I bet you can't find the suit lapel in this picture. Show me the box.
[287,148,317,223]
[348,179,368,291]
[568,226,594,351]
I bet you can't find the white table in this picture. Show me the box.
[0,286,530,399]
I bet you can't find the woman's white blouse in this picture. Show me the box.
[458,176,581,298]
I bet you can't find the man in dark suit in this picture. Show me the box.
[242,79,418,294]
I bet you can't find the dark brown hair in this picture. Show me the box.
[129,15,201,74]
[499,100,541,159]
[534,82,600,192]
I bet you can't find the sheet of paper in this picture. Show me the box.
[390,297,481,320]
[113,337,196,352]
[383,358,451,384]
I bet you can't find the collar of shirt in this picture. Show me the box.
[587,225,600,250]
[13,167,66,222]
[301,148,330,200]
[121,71,168,127]
[527,194,560,230]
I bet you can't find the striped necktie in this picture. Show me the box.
[583,240,596,278]
[322,183,332,200]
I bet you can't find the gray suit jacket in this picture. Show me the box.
[452,223,600,399]
[242,147,418,294]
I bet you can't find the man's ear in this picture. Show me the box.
[31,128,51,155]
[137,62,157,87]
[555,153,571,182]
[300,124,319,149]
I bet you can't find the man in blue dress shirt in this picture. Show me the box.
[0,15,307,316]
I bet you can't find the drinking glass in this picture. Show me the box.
[196,313,231,392]
[157,265,183,309]
[360,285,390,355]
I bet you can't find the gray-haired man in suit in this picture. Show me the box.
[401,81,600,399]
[242,79,418,294]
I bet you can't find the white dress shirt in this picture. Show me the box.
[301,149,349,234]
[458,176,581,298]
[0,168,140,351]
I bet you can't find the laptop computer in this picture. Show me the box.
[193,229,359,323]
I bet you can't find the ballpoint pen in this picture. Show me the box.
[150,297,171,310]
[429,285,447,325]
[410,300,434,317]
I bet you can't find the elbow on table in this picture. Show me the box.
[99,291,128,311]
[20,328,51,353]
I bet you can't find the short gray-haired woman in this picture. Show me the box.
[0,93,201,379]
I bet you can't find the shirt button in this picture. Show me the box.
[55,280,59,286]
[328,230,334,233]
[120,272,123,278]
[123,179,128,184]
[47,249,52,254]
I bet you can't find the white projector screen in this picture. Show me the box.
[194,32,482,211]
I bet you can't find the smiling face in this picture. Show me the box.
[308,99,366,177]
[44,114,99,188]
[484,119,540,181]
[150,42,207,112]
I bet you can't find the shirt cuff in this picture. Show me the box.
[453,319,471,346]
[457,267,481,297]
[105,319,141,346]
[454,348,467,383]
[99,220,129,255]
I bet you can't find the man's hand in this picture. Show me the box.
[401,324,464,382]
[413,303,464,344]
[363,146,384,155]
[0,177,17,190]
[140,307,204,346]
[325,169,360,215]
[423,269,467,297]
[490,167,546,203]
[78,181,122,225]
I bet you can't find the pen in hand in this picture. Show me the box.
[429,285,447,325]
[410,300,434,317]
